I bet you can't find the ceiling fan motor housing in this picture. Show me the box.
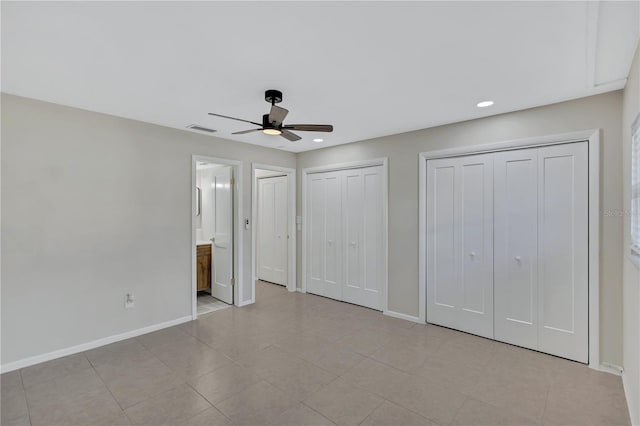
[262,113,277,129]
[265,89,283,105]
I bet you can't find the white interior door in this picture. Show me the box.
[427,158,458,328]
[258,176,288,286]
[307,171,342,300]
[537,142,588,363]
[210,166,234,304]
[342,166,384,310]
[494,148,539,350]
[426,154,494,338]
[458,155,494,337]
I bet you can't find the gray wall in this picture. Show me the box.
[1,94,296,364]
[297,91,624,367]
[622,43,640,425]
[1,90,627,369]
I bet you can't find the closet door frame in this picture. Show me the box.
[301,158,389,313]
[419,129,602,370]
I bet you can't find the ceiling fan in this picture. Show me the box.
[208,90,333,142]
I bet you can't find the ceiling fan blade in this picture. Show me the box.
[282,124,333,132]
[280,129,302,142]
[269,105,289,126]
[232,128,263,135]
[208,113,262,127]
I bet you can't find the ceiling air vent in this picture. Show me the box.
[186,124,217,133]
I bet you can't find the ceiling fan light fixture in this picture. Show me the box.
[263,128,282,136]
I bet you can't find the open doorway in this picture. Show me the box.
[251,164,296,301]
[192,156,243,318]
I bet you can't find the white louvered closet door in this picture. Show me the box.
[426,153,494,338]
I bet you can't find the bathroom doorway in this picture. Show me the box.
[192,156,242,317]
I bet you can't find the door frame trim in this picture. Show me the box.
[301,157,389,313]
[191,155,244,318]
[251,163,297,296]
[418,128,601,370]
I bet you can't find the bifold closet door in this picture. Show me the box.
[494,142,588,362]
[426,154,494,338]
[342,166,384,310]
[258,176,287,286]
[307,171,342,300]
[494,148,539,350]
[537,143,588,363]
[306,166,385,310]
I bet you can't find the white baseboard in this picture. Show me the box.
[383,309,424,324]
[296,288,306,293]
[593,362,623,376]
[0,315,193,374]
[237,298,255,307]
[622,370,639,426]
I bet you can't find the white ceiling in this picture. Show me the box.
[2,1,639,153]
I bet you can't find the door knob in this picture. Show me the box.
[210,237,215,242]
[515,256,522,263]
[350,241,357,247]
[469,252,476,258]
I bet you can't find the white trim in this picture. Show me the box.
[301,157,389,313]
[418,129,601,368]
[192,155,244,316]
[419,129,598,160]
[384,310,423,324]
[303,157,389,174]
[595,362,623,376]
[0,316,192,373]
[588,132,601,370]
[251,163,297,297]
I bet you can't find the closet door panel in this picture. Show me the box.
[426,159,459,328]
[307,175,327,296]
[272,177,288,285]
[494,149,539,350]
[342,166,384,310]
[459,155,494,338]
[307,172,342,300]
[258,178,275,283]
[323,172,342,300]
[362,167,384,308]
[343,170,363,295]
[537,142,588,363]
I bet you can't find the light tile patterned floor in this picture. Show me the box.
[197,294,231,316]
[1,281,630,425]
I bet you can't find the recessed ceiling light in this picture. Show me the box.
[476,101,494,108]
[313,138,324,143]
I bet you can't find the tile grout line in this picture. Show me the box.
[18,368,34,426]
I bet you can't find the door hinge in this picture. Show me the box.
[230,278,235,287]
[230,177,235,185]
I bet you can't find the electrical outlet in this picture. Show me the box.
[125,293,135,309]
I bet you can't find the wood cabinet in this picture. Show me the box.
[197,244,212,291]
